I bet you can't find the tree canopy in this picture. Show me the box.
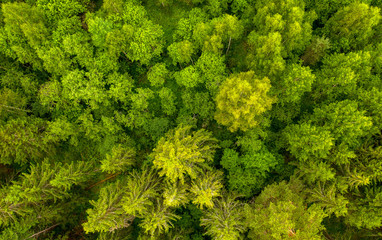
[1,0,382,239]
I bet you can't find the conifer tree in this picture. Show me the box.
[0,117,55,165]
[83,179,135,233]
[246,180,327,240]
[151,125,218,183]
[139,200,180,237]
[100,144,136,174]
[190,170,223,209]
[84,167,160,233]
[201,192,245,240]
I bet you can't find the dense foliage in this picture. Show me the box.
[1,0,382,239]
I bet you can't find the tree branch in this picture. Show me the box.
[86,173,120,190]
[0,104,31,112]
[26,223,60,239]
[226,36,232,55]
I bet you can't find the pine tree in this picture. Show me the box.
[0,117,56,165]
[151,125,218,183]
[163,181,190,208]
[201,192,245,240]
[139,200,180,237]
[246,180,327,240]
[121,167,160,217]
[83,179,135,233]
[190,170,223,209]
[100,144,136,174]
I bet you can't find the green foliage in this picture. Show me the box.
[247,0,315,76]
[246,180,327,240]
[1,2,48,68]
[139,200,180,237]
[36,0,87,21]
[358,88,382,130]
[0,88,28,121]
[107,72,134,104]
[221,130,282,196]
[273,63,315,105]
[1,0,382,238]
[100,144,136,174]
[214,71,275,132]
[168,40,194,65]
[163,182,189,208]
[0,117,55,164]
[0,159,93,237]
[305,0,353,24]
[193,14,244,54]
[174,66,202,88]
[324,2,381,51]
[190,170,223,209]
[309,100,373,149]
[247,32,285,77]
[313,51,373,103]
[195,51,226,95]
[148,63,169,87]
[121,168,160,217]
[151,125,218,183]
[83,179,134,233]
[346,187,382,229]
[173,8,208,42]
[301,37,331,66]
[158,87,177,116]
[201,192,245,240]
[283,123,334,161]
[181,90,215,120]
[5,159,93,204]
[307,182,349,218]
[296,160,336,184]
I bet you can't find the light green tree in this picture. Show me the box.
[163,182,189,208]
[190,170,223,209]
[0,118,55,165]
[168,40,194,65]
[2,159,93,227]
[282,123,334,161]
[324,2,381,50]
[147,63,169,87]
[83,179,135,233]
[246,180,327,240]
[214,71,275,132]
[246,32,285,77]
[151,125,218,183]
[100,144,136,174]
[174,66,203,88]
[1,2,48,69]
[121,168,160,217]
[310,100,373,149]
[158,87,177,116]
[201,192,246,240]
[195,52,227,95]
[139,200,180,237]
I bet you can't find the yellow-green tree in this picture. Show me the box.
[324,2,381,50]
[201,192,246,240]
[151,125,218,183]
[190,170,223,209]
[214,71,275,132]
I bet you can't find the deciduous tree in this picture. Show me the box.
[214,71,275,132]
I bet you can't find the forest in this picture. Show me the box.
[1,0,382,239]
